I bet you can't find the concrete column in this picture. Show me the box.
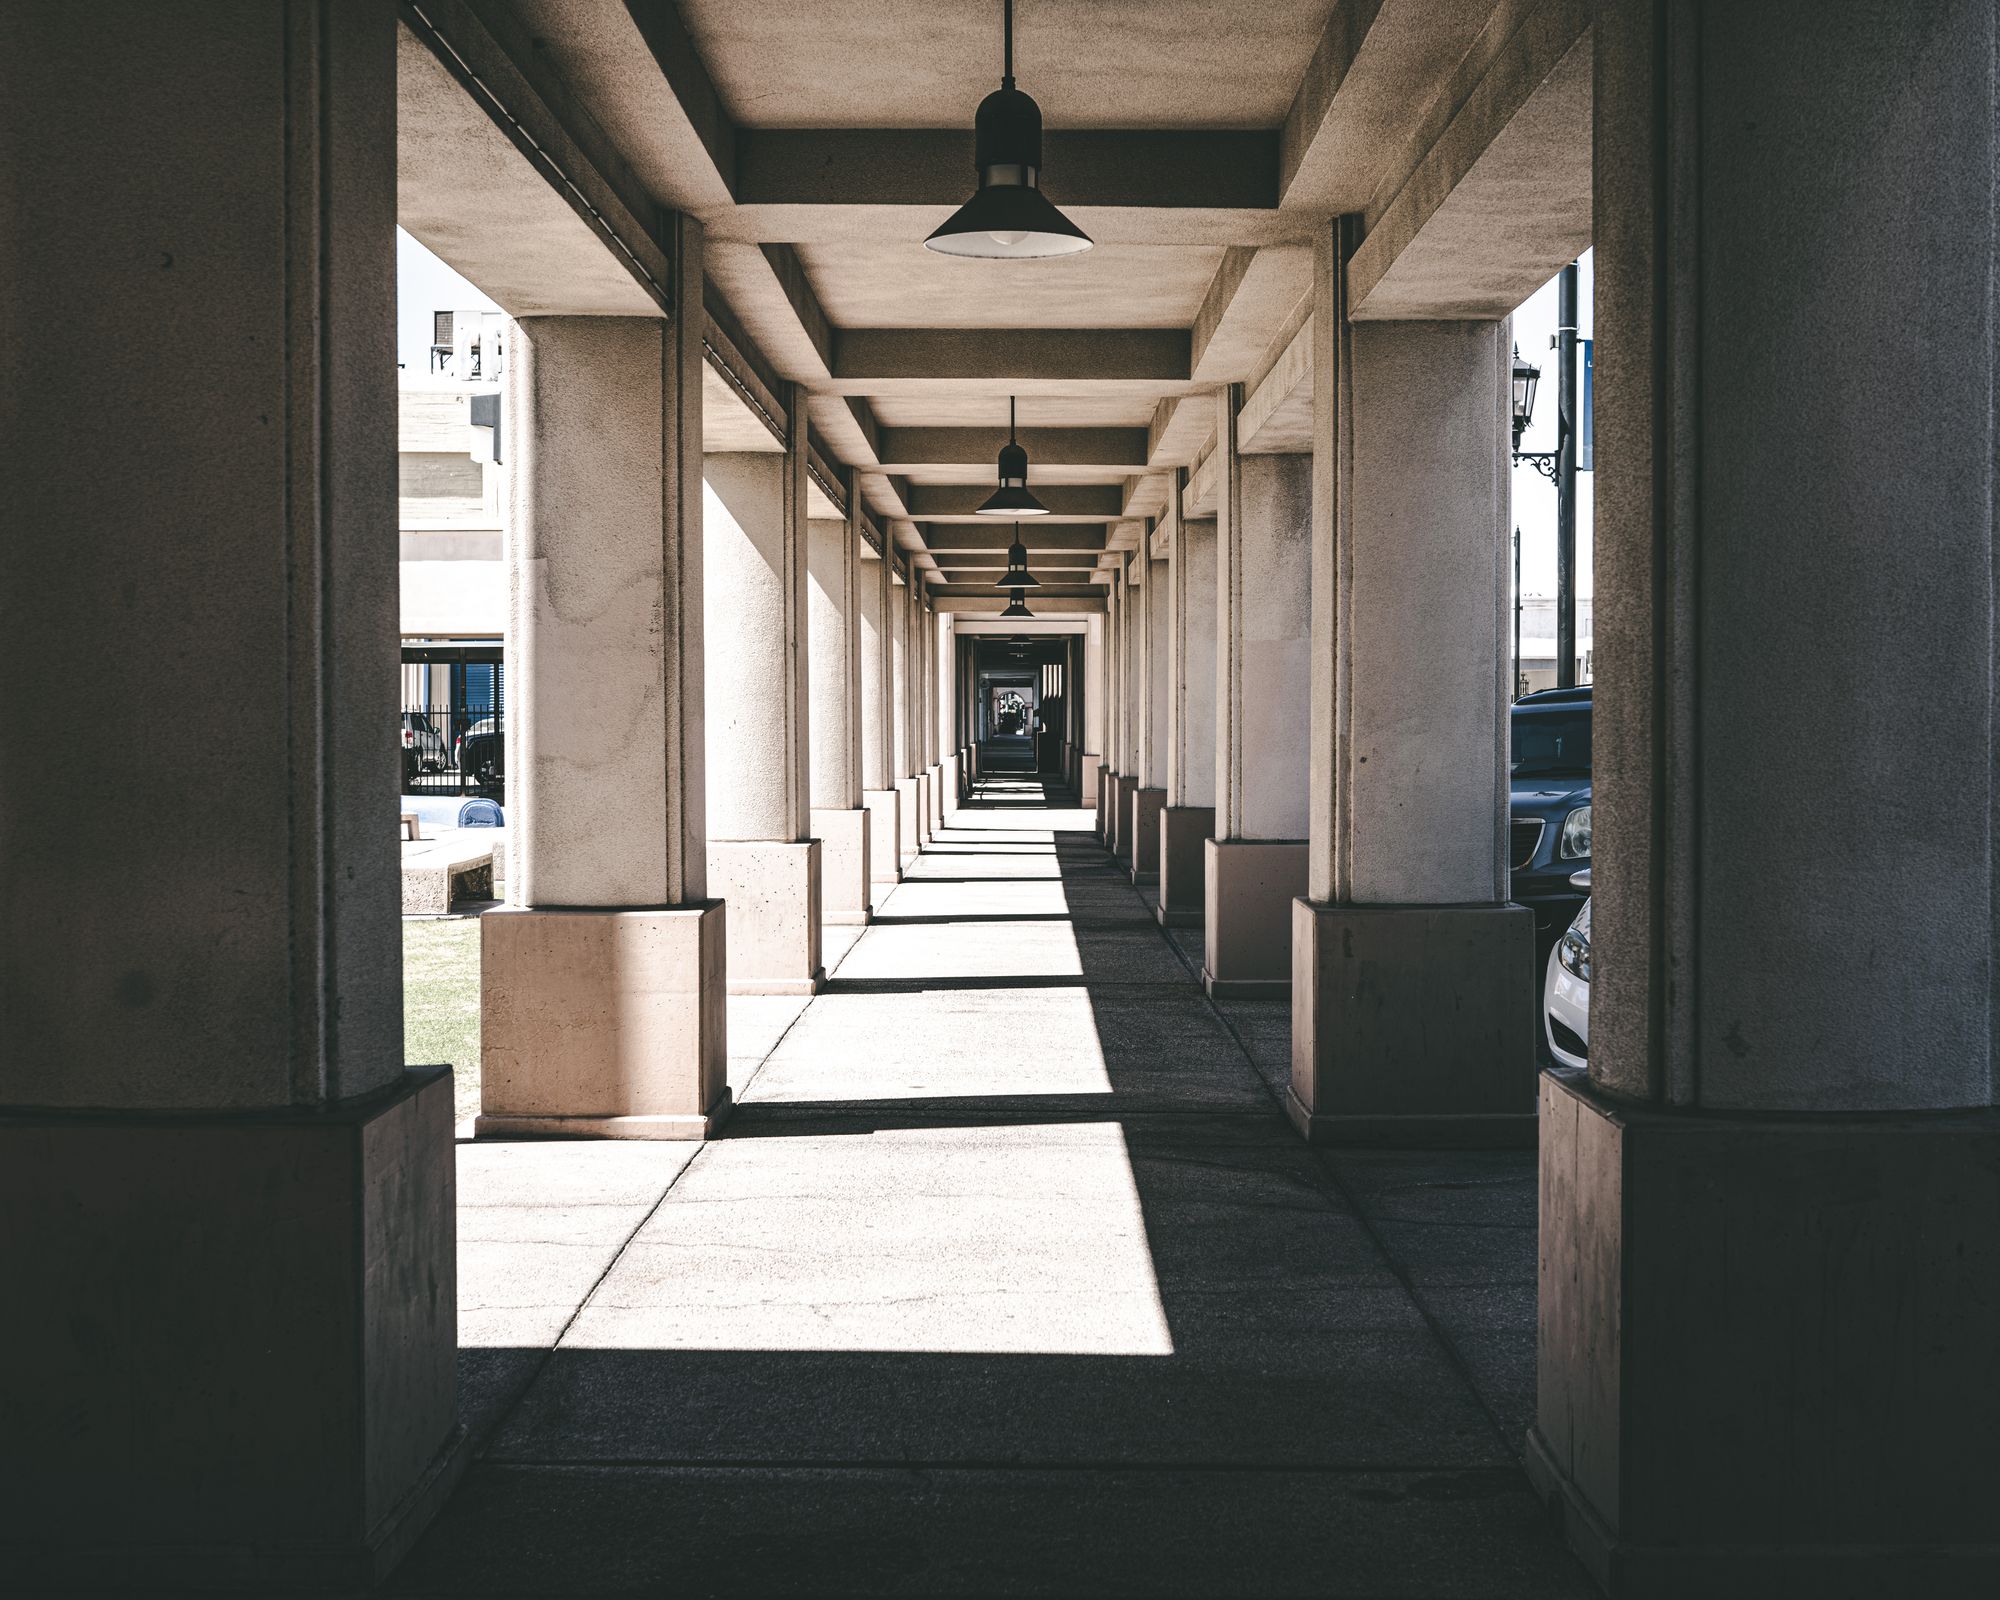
[858,533,901,888]
[1529,5,2000,1589]
[1080,611,1105,807]
[1289,242,1531,1144]
[891,565,921,867]
[921,594,942,838]
[807,488,871,925]
[1160,493,1217,926]
[703,386,822,994]
[937,611,959,819]
[1,4,462,1580]
[1129,541,1168,884]
[1102,571,1128,850]
[486,303,729,1133]
[1206,387,1311,997]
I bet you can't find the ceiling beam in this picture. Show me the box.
[832,329,1191,385]
[396,4,668,317]
[922,525,1109,553]
[908,485,1123,521]
[1349,2,1591,319]
[733,129,1279,211]
[876,428,1149,472]
[934,594,1108,615]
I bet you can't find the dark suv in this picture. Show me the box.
[1510,685,1591,971]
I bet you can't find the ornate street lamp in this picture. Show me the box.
[1512,343,1561,481]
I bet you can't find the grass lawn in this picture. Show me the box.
[404,917,481,1127]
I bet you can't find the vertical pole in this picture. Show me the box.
[1555,259,1579,688]
[1513,525,1523,700]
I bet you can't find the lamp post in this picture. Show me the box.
[1510,258,1582,689]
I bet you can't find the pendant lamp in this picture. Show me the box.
[925,0,1092,259]
[1001,587,1034,618]
[977,397,1049,517]
[998,522,1040,588]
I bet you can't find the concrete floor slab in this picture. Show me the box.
[408,768,1576,1596]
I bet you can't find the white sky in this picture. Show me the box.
[396,228,499,374]
[1509,249,1593,600]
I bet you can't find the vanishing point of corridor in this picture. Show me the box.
[394,755,1587,1597]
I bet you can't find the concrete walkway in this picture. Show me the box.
[394,765,1585,1597]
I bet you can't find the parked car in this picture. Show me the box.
[456,719,503,792]
[1510,685,1591,975]
[401,712,448,789]
[1544,877,1591,1069]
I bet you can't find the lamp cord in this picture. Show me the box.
[1002,0,1014,88]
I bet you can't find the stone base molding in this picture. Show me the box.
[480,904,730,1137]
[707,840,824,995]
[1201,837,1307,998]
[1287,900,1535,1146]
[1529,1070,2000,1597]
[0,1070,467,1589]
[810,808,873,925]
[1156,805,1214,927]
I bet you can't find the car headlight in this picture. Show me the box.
[1557,803,1592,860]
[1557,899,1591,983]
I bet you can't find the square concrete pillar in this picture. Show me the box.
[1203,838,1306,998]
[480,906,729,1134]
[1079,752,1102,808]
[862,789,902,887]
[1096,768,1117,841]
[1288,902,1535,1145]
[807,502,871,929]
[707,840,824,995]
[1128,787,1165,884]
[925,762,944,838]
[1157,805,1213,927]
[3,7,464,1576]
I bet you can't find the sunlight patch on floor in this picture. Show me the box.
[562,1122,1175,1356]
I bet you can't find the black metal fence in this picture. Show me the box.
[401,706,504,802]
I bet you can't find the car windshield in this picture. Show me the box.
[1511,709,1592,778]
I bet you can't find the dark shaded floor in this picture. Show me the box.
[389,765,1577,1598]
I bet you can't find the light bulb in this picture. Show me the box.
[989,229,1029,246]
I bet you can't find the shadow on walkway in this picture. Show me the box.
[393,755,1575,1598]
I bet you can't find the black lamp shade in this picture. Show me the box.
[926,86,1092,259]
[976,439,1049,516]
[998,536,1040,588]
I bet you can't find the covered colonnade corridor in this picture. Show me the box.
[6,2,1998,1595]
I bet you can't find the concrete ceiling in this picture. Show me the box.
[400,0,1594,613]
[677,0,1338,130]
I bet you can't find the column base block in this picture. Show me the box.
[1111,773,1138,864]
[481,903,729,1131]
[1287,899,1535,1144]
[1202,837,1307,997]
[1530,1069,2000,1597]
[1095,768,1117,841]
[0,1070,466,1592]
[862,789,903,887]
[1156,804,1213,927]
[810,807,873,925]
[708,839,824,994]
[1078,752,1101,808]
[924,763,943,839]
[894,775,922,866]
[941,754,959,818]
[1128,786,1165,884]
